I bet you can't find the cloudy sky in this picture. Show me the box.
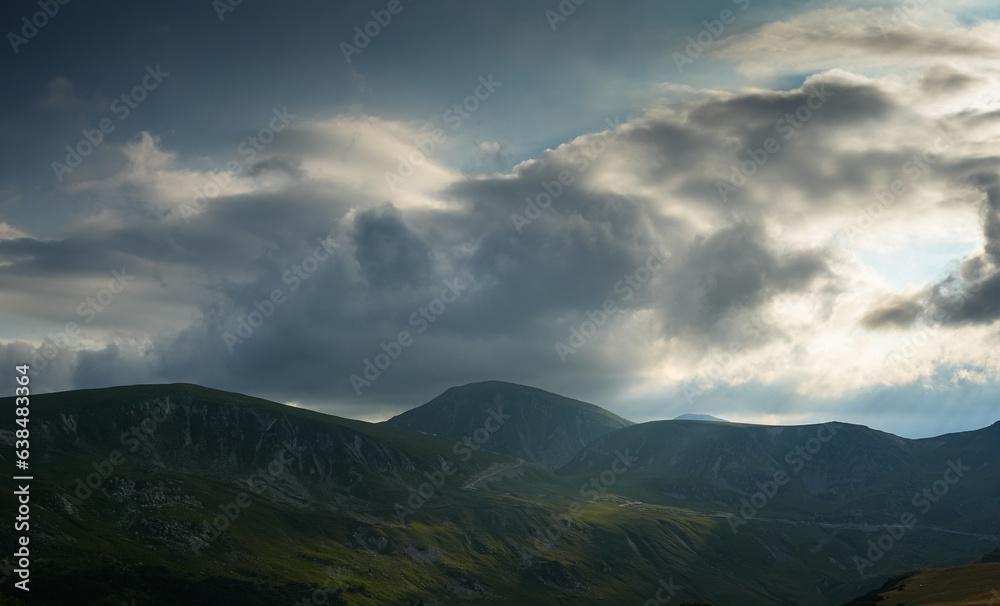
[3,0,1000,437]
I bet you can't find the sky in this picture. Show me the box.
[2,0,1000,438]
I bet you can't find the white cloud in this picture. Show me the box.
[714,5,1000,78]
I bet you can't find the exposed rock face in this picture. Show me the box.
[21,383,512,519]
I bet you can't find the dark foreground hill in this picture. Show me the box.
[383,380,633,471]
[0,383,996,605]
[843,548,1000,605]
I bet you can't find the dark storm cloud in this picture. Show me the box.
[688,80,894,132]
[71,343,157,391]
[624,121,717,182]
[1,187,349,283]
[0,237,136,277]
[428,99,840,355]
[663,222,828,337]
[0,72,885,411]
[247,157,304,179]
[0,341,75,393]
[0,176,371,335]
[865,28,1000,58]
[927,272,1000,325]
[353,203,433,290]
[980,174,1000,264]
[662,77,905,217]
[920,174,1000,325]
[457,197,668,325]
[862,297,923,329]
[859,173,1000,330]
[920,65,983,96]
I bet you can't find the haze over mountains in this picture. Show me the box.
[2,381,996,605]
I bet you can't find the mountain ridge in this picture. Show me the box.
[4,381,998,605]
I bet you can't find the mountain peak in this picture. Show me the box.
[674,413,729,422]
[383,381,633,471]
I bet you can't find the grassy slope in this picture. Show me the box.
[844,560,1000,605]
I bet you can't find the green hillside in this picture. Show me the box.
[843,551,1000,605]
[0,383,995,605]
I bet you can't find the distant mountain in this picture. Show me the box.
[383,380,634,471]
[558,419,1000,533]
[674,413,729,422]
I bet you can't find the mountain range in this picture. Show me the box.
[1,381,996,605]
